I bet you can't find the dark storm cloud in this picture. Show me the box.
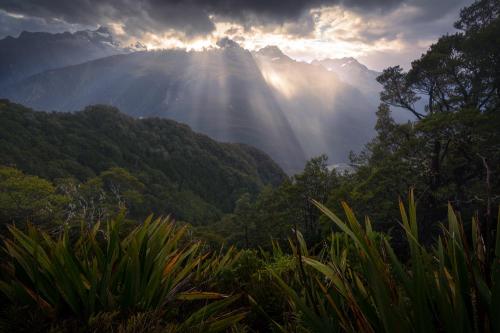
[0,10,89,38]
[0,0,215,37]
[0,0,472,38]
[322,0,472,46]
[0,0,401,28]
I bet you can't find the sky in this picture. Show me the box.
[0,0,475,71]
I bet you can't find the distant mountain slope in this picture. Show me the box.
[312,57,381,99]
[0,100,286,223]
[254,46,377,162]
[1,45,307,173]
[312,57,418,123]
[0,27,122,88]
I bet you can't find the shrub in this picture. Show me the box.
[0,214,245,331]
[273,191,500,332]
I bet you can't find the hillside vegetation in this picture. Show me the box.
[0,100,285,225]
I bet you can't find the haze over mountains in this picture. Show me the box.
[0,28,384,173]
[254,46,377,166]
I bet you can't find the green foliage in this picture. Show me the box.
[0,166,67,226]
[55,167,148,225]
[0,215,245,331]
[214,248,299,331]
[0,100,286,225]
[273,191,500,332]
[211,155,339,249]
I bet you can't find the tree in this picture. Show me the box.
[99,167,145,214]
[293,155,337,242]
[454,0,500,33]
[56,167,147,226]
[0,166,67,227]
[346,0,500,245]
[234,193,254,248]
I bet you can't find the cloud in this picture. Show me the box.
[0,0,471,38]
[0,9,89,37]
[0,0,475,69]
[0,0,214,38]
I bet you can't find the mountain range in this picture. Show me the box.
[0,28,384,173]
[0,27,122,89]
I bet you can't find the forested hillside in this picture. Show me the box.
[0,100,285,225]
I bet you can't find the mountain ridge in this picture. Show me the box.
[0,27,123,88]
